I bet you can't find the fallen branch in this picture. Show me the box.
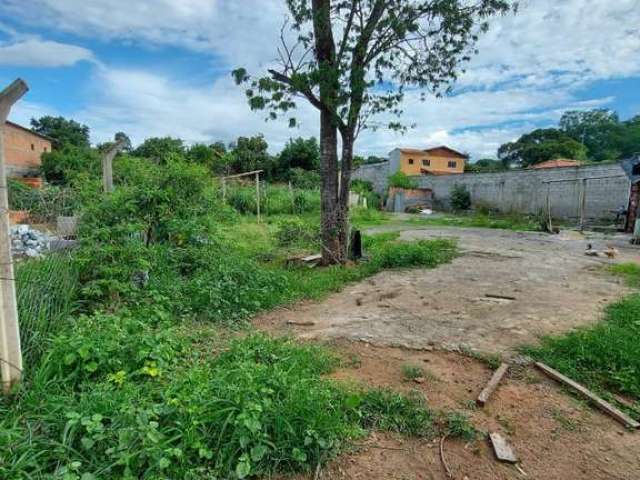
[439,434,452,479]
[477,362,509,407]
[535,362,640,429]
[485,293,516,301]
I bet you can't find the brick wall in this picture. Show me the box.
[352,161,631,221]
[3,122,51,176]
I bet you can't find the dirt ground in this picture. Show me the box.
[256,226,639,354]
[284,342,640,480]
[255,226,640,480]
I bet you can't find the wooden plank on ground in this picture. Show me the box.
[535,362,640,429]
[489,432,518,463]
[477,362,509,407]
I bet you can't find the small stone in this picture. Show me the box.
[413,377,425,384]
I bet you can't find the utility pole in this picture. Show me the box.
[0,79,28,393]
[101,137,126,193]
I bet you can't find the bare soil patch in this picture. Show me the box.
[256,227,638,354]
[283,341,640,480]
[256,227,640,479]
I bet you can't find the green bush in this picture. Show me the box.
[276,218,319,248]
[288,167,320,189]
[41,145,101,185]
[450,184,471,210]
[388,171,417,189]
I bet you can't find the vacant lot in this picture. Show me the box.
[257,226,636,354]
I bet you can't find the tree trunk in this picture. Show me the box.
[319,109,345,264]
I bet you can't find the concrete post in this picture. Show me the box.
[0,79,28,393]
[101,137,126,193]
[255,172,261,222]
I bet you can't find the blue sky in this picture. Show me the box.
[0,0,639,160]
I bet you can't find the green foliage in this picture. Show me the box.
[560,109,626,161]
[388,171,417,189]
[226,183,321,216]
[498,128,588,168]
[133,137,185,163]
[368,238,457,270]
[230,135,274,177]
[277,137,320,177]
[609,262,640,288]
[275,217,319,248]
[524,294,640,399]
[401,364,425,381]
[30,115,90,148]
[357,389,434,437]
[287,167,321,189]
[450,183,471,211]
[41,145,101,185]
[444,412,477,441]
[8,179,79,221]
[465,158,507,173]
[16,254,79,368]
[233,1,510,135]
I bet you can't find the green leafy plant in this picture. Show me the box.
[450,184,471,210]
[388,171,417,189]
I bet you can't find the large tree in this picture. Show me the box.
[498,128,588,168]
[234,0,511,264]
[30,115,90,148]
[559,109,621,161]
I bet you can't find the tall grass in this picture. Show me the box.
[524,295,640,400]
[227,183,320,216]
[16,253,79,368]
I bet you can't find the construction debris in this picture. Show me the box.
[10,224,50,258]
[477,362,510,406]
[489,432,518,463]
[535,362,640,429]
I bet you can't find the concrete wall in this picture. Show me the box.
[3,122,51,176]
[352,161,391,193]
[352,161,631,220]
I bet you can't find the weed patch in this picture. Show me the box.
[524,294,640,400]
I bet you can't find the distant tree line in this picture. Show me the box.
[30,115,392,188]
[466,109,640,172]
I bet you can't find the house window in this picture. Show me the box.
[422,159,430,166]
[43,146,48,152]
[408,158,414,165]
[448,160,457,168]
[30,143,34,151]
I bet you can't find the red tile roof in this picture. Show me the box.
[529,159,582,169]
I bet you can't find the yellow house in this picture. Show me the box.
[389,146,467,176]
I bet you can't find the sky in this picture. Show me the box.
[0,0,639,161]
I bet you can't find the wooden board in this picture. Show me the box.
[477,363,509,407]
[535,362,640,429]
[489,432,517,463]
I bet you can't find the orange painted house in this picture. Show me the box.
[389,146,467,176]
[3,121,52,179]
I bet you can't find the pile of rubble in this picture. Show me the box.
[10,224,51,258]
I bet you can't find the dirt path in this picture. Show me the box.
[256,227,638,354]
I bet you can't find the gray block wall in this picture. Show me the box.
[352,162,630,220]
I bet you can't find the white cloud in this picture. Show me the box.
[0,39,95,67]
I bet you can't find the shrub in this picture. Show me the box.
[450,184,471,210]
[288,167,321,189]
[388,171,417,189]
[357,388,433,436]
[276,218,319,248]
